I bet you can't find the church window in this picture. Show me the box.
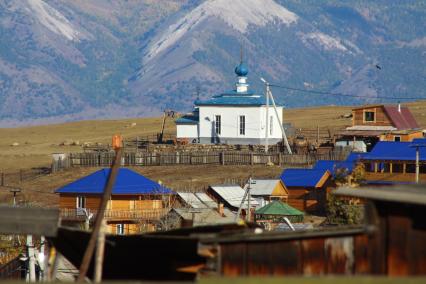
[215,115,221,135]
[239,115,245,135]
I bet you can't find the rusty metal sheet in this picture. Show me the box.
[221,243,247,276]
[386,209,410,276]
[268,241,301,276]
[353,234,370,274]
[325,236,354,274]
[301,238,326,275]
[407,206,426,275]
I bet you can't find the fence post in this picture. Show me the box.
[189,153,192,165]
[250,152,254,166]
[278,153,282,166]
[1,172,4,186]
[220,152,225,166]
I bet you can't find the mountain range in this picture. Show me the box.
[0,0,425,126]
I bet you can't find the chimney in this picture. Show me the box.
[398,101,401,113]
[217,203,224,217]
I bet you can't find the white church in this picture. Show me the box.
[175,61,284,145]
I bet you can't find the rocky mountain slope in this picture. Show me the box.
[0,0,425,126]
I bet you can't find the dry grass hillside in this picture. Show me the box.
[0,101,425,172]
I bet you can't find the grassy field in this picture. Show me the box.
[1,102,426,172]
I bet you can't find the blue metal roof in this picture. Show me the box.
[195,95,267,106]
[313,152,364,177]
[362,141,426,161]
[55,168,174,195]
[280,169,330,188]
[410,138,426,147]
[175,115,199,124]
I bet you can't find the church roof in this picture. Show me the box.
[175,115,199,124]
[194,95,267,106]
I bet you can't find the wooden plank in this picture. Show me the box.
[0,206,59,236]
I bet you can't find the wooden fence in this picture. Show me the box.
[52,148,350,171]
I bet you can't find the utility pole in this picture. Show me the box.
[265,83,270,153]
[261,78,293,154]
[416,146,420,184]
[235,177,252,222]
[94,220,106,282]
[26,235,36,282]
[247,177,251,222]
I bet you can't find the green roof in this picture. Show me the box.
[255,201,304,216]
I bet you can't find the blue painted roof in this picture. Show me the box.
[55,168,174,195]
[313,152,364,177]
[411,138,426,147]
[195,95,267,106]
[280,169,330,188]
[175,115,199,124]
[362,141,426,161]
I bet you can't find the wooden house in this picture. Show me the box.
[243,179,288,208]
[360,139,426,185]
[337,104,420,151]
[55,168,174,234]
[280,169,332,213]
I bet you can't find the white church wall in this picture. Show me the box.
[198,105,284,144]
[176,124,198,140]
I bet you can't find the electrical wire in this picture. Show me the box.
[269,83,424,101]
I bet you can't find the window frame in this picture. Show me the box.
[215,115,221,135]
[76,196,86,209]
[239,115,246,136]
[116,224,125,235]
[363,109,376,123]
[394,136,401,142]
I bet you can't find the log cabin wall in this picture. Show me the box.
[59,194,164,210]
[352,106,393,127]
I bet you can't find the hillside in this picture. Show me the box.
[1,101,425,172]
[0,0,425,125]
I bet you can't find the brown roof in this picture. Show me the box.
[351,104,419,130]
[383,105,419,130]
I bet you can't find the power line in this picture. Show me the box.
[269,83,423,101]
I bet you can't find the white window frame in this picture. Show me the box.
[116,224,125,235]
[215,115,221,135]
[76,196,86,209]
[239,115,246,136]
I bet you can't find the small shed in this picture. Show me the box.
[280,168,332,213]
[244,179,288,207]
[255,200,304,224]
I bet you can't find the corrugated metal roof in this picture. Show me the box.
[280,169,330,188]
[210,185,259,208]
[362,141,426,161]
[195,95,267,106]
[55,168,174,195]
[195,192,217,209]
[244,179,281,196]
[175,115,199,124]
[172,208,236,226]
[383,105,419,130]
[177,192,208,209]
[255,201,303,216]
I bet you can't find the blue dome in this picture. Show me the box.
[235,62,248,76]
